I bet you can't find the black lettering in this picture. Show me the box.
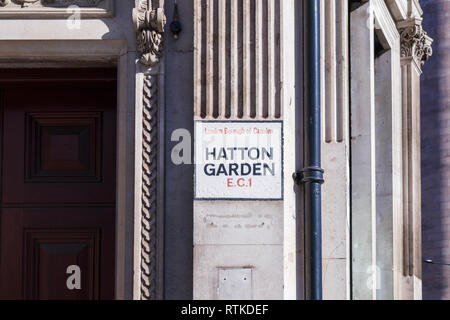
[204,164,216,176]
[238,148,248,160]
[248,148,260,160]
[227,148,236,160]
[262,147,274,160]
[216,164,228,176]
[241,163,252,176]
[206,148,216,161]
[263,163,276,176]
[217,148,227,160]
[253,163,262,176]
[229,163,239,176]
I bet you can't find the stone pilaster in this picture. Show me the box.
[320,0,351,300]
[133,0,166,301]
[397,17,432,300]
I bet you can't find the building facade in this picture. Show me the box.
[0,0,433,300]
[420,0,450,300]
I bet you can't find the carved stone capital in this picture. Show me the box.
[133,0,166,67]
[398,19,433,67]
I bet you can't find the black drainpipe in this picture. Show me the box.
[293,0,324,300]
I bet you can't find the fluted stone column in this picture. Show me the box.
[349,0,433,300]
[397,17,432,300]
[320,0,351,300]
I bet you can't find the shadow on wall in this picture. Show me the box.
[163,0,194,300]
[420,0,450,301]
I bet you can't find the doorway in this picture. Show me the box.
[0,68,117,300]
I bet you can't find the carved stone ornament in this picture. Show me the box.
[133,0,167,67]
[140,72,159,301]
[134,0,166,301]
[399,20,433,67]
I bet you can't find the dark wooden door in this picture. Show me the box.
[0,69,117,300]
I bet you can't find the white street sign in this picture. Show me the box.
[195,121,283,200]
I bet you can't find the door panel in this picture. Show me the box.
[26,112,102,182]
[0,69,117,300]
[1,88,116,205]
[24,229,100,300]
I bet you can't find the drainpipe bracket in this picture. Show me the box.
[293,166,325,185]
